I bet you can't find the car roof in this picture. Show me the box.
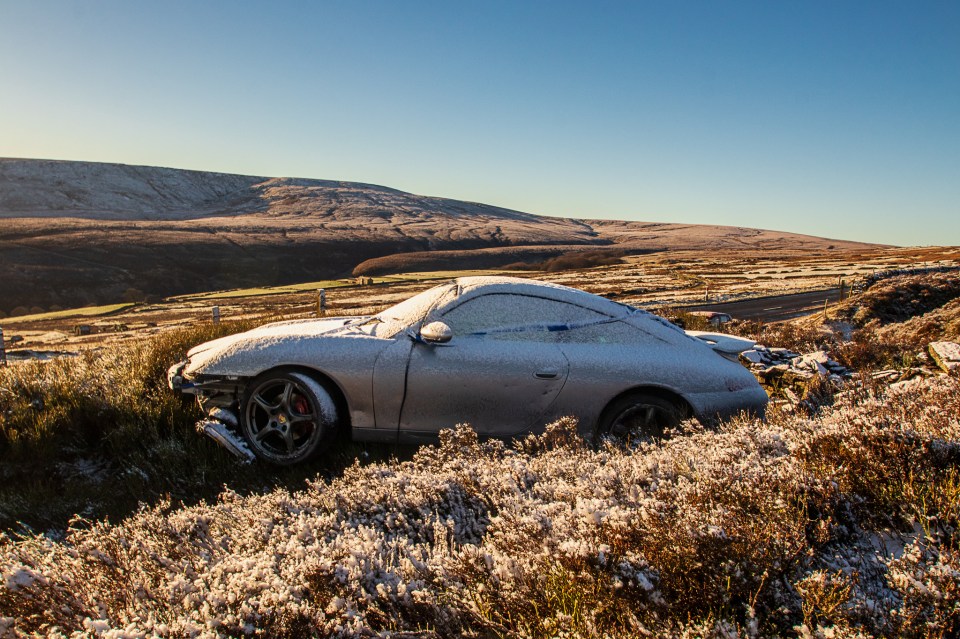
[452,275,628,316]
[447,275,691,342]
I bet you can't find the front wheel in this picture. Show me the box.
[596,393,686,446]
[240,371,339,465]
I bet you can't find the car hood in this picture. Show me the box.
[185,316,371,374]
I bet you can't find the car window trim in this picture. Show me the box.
[437,292,641,338]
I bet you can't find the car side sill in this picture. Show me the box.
[351,427,400,444]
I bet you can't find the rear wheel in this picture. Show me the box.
[240,371,338,465]
[596,392,685,445]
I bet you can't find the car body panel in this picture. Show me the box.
[182,318,392,431]
[370,336,414,432]
[170,276,769,449]
[399,335,570,437]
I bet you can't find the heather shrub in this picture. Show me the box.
[0,320,259,530]
[728,319,835,354]
[831,327,915,372]
[3,375,958,637]
[655,308,717,332]
[540,249,628,272]
[871,297,960,351]
[850,272,960,326]
[502,249,638,273]
[830,271,960,361]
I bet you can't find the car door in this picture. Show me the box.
[397,293,582,438]
[547,318,669,426]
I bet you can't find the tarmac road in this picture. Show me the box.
[683,287,844,322]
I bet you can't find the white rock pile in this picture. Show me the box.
[740,341,960,403]
[737,346,852,406]
[740,346,851,381]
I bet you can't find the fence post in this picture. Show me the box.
[212,306,220,324]
[318,289,327,317]
[0,327,6,366]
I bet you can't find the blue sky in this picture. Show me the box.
[1,1,957,246]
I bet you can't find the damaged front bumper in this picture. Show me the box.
[168,360,243,409]
[197,409,255,463]
[168,360,254,461]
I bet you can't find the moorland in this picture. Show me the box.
[1,159,959,637]
[0,158,876,315]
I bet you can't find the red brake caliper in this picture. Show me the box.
[292,395,313,436]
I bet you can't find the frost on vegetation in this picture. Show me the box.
[0,320,259,528]
[2,379,960,637]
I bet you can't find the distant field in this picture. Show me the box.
[2,247,957,354]
[174,270,522,301]
[1,302,136,323]
[378,269,527,280]
[177,280,356,300]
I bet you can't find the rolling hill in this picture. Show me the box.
[0,158,878,313]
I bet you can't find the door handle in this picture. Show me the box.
[534,371,559,380]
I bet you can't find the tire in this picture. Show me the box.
[596,392,686,445]
[240,371,339,465]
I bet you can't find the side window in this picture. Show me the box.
[440,294,606,341]
[555,320,646,344]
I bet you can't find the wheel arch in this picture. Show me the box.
[247,364,352,431]
[596,385,693,432]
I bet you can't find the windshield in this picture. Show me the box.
[366,283,456,338]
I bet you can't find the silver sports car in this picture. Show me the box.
[168,276,768,465]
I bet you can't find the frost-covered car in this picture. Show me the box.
[168,276,768,465]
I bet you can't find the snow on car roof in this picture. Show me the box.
[452,276,624,315]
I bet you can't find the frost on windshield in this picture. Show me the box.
[369,283,457,337]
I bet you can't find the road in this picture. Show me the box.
[682,288,844,322]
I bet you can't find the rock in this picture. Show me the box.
[769,347,799,357]
[791,356,829,376]
[748,344,856,406]
[803,350,831,365]
[928,341,960,373]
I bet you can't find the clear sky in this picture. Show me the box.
[1,1,957,246]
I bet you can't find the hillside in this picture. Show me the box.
[0,158,879,313]
[2,261,960,636]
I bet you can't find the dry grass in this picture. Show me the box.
[3,275,960,636]
[2,359,959,636]
[0,321,263,530]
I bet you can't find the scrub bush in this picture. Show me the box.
[2,374,958,637]
[0,320,258,530]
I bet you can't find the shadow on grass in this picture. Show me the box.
[1,429,423,537]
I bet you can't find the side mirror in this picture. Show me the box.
[419,321,453,344]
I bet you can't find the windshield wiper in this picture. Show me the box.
[344,316,382,327]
